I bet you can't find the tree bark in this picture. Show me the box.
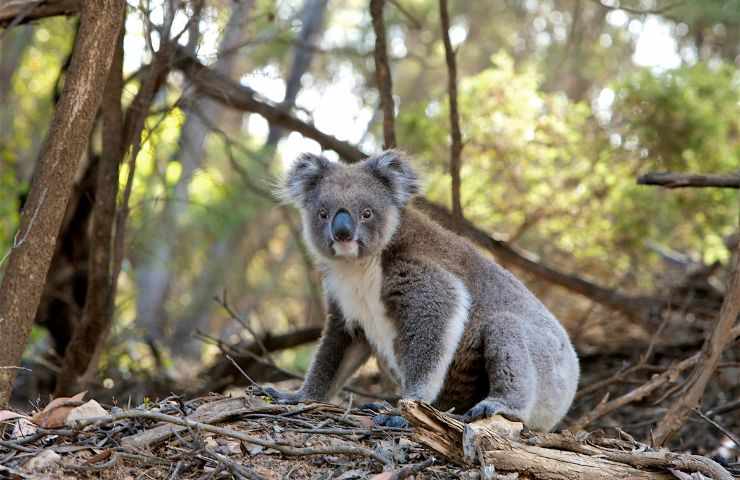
[54,30,125,396]
[0,0,125,407]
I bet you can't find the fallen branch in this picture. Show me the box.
[637,172,740,189]
[399,400,733,480]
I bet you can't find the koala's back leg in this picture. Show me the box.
[463,316,537,425]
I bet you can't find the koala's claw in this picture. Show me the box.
[261,386,302,404]
[462,400,510,423]
[372,414,409,429]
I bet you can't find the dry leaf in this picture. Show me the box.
[24,448,61,472]
[65,399,108,427]
[84,449,113,465]
[11,418,37,438]
[0,410,29,423]
[31,391,87,428]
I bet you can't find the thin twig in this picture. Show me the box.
[370,0,397,149]
[692,408,740,448]
[439,0,463,218]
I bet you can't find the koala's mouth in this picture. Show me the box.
[331,240,360,257]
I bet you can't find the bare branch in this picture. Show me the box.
[439,0,463,218]
[370,0,397,149]
[0,0,79,29]
[638,172,740,189]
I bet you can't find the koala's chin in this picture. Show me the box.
[331,240,359,258]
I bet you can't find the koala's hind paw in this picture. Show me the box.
[463,399,521,423]
[261,386,304,404]
[372,414,409,429]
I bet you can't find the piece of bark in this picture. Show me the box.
[399,400,731,480]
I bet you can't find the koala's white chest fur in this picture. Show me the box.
[323,258,403,381]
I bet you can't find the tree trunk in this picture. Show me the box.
[0,0,125,407]
[54,29,125,396]
[135,0,254,346]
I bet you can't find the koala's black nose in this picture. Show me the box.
[331,209,354,242]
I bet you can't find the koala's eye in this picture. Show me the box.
[318,208,329,220]
[361,208,373,220]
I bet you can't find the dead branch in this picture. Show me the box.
[652,233,740,446]
[439,0,463,218]
[0,0,79,29]
[638,172,740,189]
[370,0,397,149]
[399,400,733,480]
[0,0,125,407]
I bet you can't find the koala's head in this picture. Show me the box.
[279,150,420,260]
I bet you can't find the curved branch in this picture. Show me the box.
[638,172,740,189]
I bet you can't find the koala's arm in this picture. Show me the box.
[382,259,470,403]
[267,300,370,403]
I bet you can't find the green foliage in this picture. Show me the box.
[399,52,738,283]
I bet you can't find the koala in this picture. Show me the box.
[267,150,579,432]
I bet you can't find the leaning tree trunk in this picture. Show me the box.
[0,0,125,407]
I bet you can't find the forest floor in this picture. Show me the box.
[1,380,738,480]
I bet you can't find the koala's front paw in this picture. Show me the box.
[261,386,305,404]
[462,399,512,423]
[372,414,409,429]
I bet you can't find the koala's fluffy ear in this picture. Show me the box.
[365,150,420,207]
[278,153,332,205]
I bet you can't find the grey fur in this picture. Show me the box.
[270,150,580,432]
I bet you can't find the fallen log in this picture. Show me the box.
[398,400,733,480]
